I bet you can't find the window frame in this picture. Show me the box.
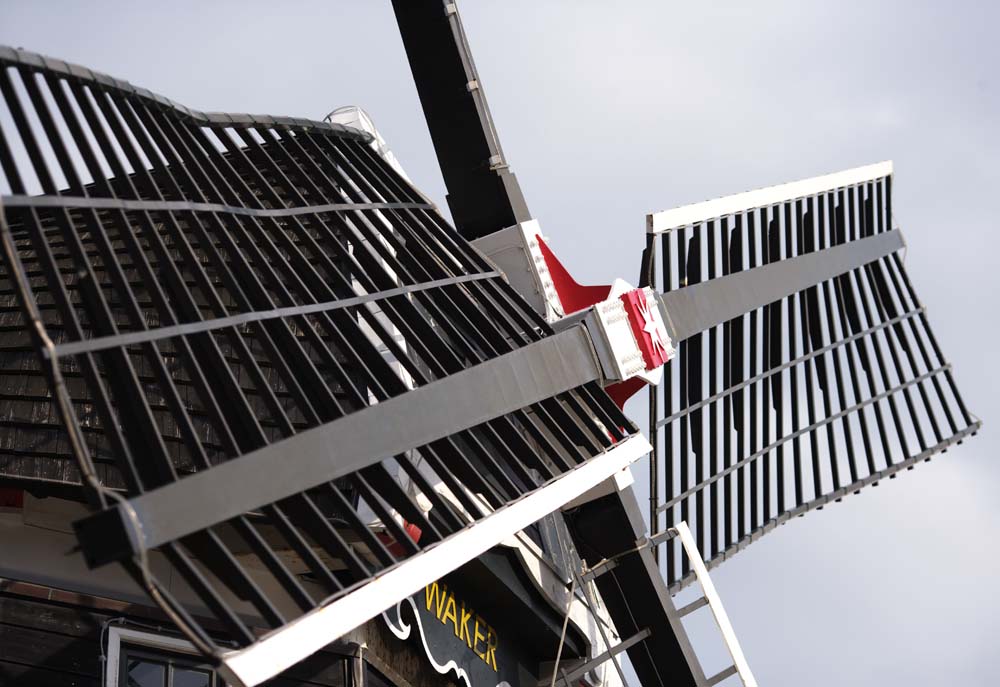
[105,626,217,687]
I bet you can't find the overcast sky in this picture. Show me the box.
[1,2,996,685]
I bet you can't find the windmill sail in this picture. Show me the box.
[0,45,706,687]
[644,162,980,588]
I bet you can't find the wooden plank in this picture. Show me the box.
[277,651,350,686]
[0,591,349,686]
[0,591,108,638]
[0,659,100,687]
[0,623,101,677]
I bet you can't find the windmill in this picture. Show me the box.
[0,2,978,687]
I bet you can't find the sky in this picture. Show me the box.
[1,1,997,685]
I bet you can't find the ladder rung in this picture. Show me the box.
[677,595,710,618]
[649,527,679,546]
[579,557,621,583]
[707,664,739,686]
[673,522,758,687]
[539,628,651,687]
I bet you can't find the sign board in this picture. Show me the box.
[384,579,533,687]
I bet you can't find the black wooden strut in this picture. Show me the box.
[391,0,532,240]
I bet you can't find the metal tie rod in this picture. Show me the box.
[579,527,679,583]
[657,363,951,513]
[0,192,431,219]
[655,306,924,429]
[52,272,499,359]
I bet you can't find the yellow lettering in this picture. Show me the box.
[425,582,441,614]
[459,602,473,648]
[443,591,458,632]
[436,583,449,620]
[426,587,497,671]
[486,625,498,672]
[473,615,487,659]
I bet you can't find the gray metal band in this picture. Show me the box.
[659,229,904,342]
[75,324,603,562]
[1,193,431,219]
[53,272,499,358]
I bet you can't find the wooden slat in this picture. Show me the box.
[0,594,105,638]
[0,589,351,686]
[0,623,101,677]
[0,659,100,687]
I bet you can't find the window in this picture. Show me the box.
[106,627,222,687]
[119,644,217,687]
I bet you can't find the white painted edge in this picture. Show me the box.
[673,522,758,687]
[647,161,893,234]
[105,627,199,687]
[561,467,634,512]
[521,223,566,323]
[219,434,652,687]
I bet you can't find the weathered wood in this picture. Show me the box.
[0,589,353,686]
[0,659,101,687]
[278,651,351,686]
[0,593,105,638]
[0,623,101,677]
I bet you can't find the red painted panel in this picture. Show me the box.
[534,235,610,314]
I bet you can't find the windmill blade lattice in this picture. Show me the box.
[0,46,658,685]
[644,163,980,588]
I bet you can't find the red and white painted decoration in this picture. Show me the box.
[620,287,673,371]
[472,221,677,407]
[531,232,676,407]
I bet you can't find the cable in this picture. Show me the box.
[573,569,630,687]
[549,535,637,687]
[550,575,576,687]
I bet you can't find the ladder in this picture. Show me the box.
[557,518,757,687]
[670,521,758,687]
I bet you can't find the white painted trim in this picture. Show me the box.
[561,467,634,512]
[470,221,565,323]
[646,161,893,234]
[219,434,651,687]
[104,626,199,687]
